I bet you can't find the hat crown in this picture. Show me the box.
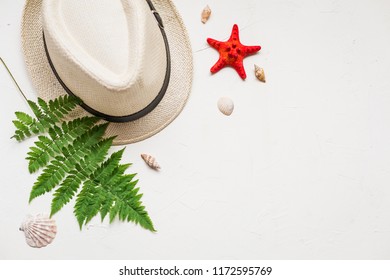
[58,0,131,81]
[42,0,167,117]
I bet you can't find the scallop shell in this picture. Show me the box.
[201,5,211,24]
[217,97,234,116]
[254,64,266,82]
[141,154,161,170]
[19,214,57,248]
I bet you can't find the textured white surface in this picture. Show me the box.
[1,0,390,259]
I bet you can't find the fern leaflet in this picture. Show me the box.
[12,95,81,141]
[50,137,114,216]
[26,117,99,173]
[29,123,108,202]
[74,150,155,231]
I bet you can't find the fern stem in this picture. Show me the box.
[0,57,29,103]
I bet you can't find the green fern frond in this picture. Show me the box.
[73,149,124,228]
[26,117,99,173]
[74,180,101,228]
[74,152,155,231]
[29,123,108,202]
[37,98,49,114]
[14,111,34,125]
[28,99,44,119]
[50,137,114,217]
[12,112,35,140]
[94,148,126,181]
[12,95,81,141]
[11,93,154,232]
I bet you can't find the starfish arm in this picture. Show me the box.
[207,38,224,50]
[229,24,239,41]
[210,57,227,74]
[233,59,247,80]
[242,45,261,55]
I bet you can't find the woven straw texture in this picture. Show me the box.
[21,0,193,145]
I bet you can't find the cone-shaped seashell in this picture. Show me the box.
[217,97,234,116]
[19,214,57,248]
[141,154,161,170]
[201,5,211,24]
[254,64,266,82]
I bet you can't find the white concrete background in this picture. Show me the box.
[1,0,390,259]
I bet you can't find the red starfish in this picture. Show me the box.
[207,24,261,80]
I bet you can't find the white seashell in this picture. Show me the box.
[254,64,266,82]
[19,214,57,248]
[201,5,211,24]
[217,97,234,116]
[141,154,161,170]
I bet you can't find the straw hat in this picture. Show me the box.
[21,0,193,145]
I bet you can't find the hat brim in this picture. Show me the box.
[21,0,193,145]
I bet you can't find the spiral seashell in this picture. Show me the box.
[141,154,161,170]
[217,97,234,116]
[254,64,266,82]
[201,5,211,24]
[19,214,57,248]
